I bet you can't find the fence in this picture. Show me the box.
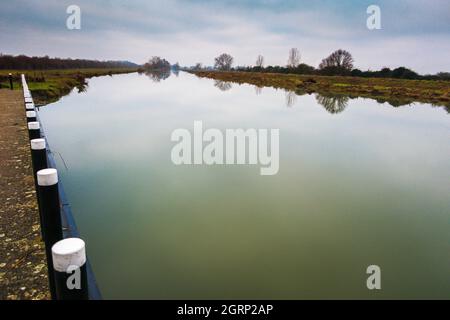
[21,74,102,300]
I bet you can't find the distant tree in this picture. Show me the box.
[144,56,171,70]
[294,63,315,75]
[172,62,180,70]
[255,55,264,68]
[0,53,138,70]
[287,48,300,68]
[194,62,203,70]
[214,53,234,71]
[319,49,354,74]
[391,67,419,79]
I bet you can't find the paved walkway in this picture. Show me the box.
[0,89,50,299]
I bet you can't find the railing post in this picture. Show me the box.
[9,73,13,90]
[25,102,35,111]
[26,110,37,123]
[28,121,41,140]
[37,168,63,300]
[30,138,48,238]
[52,238,89,300]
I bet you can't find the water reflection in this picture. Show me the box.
[315,93,349,114]
[254,86,262,95]
[285,91,297,108]
[214,80,232,91]
[141,69,172,82]
[38,72,450,299]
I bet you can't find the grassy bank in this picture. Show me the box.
[0,68,139,105]
[191,71,450,109]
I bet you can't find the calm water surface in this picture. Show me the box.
[38,72,450,299]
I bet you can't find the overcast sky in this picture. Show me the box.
[1,0,449,73]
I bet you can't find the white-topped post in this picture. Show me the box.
[26,110,36,123]
[27,121,41,140]
[52,238,88,300]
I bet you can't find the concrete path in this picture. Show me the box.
[0,89,50,299]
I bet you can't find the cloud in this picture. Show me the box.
[0,0,449,73]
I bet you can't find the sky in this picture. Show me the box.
[0,0,449,74]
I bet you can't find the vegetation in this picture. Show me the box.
[0,53,138,70]
[230,48,450,81]
[190,70,450,109]
[214,53,234,71]
[0,68,138,104]
[319,49,354,75]
[287,48,301,69]
[143,56,171,71]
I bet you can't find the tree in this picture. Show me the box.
[214,53,233,71]
[287,48,300,68]
[144,56,171,70]
[319,49,354,72]
[255,55,264,68]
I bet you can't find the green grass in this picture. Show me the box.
[0,68,139,104]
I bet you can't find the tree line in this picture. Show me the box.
[0,54,138,70]
[193,49,450,81]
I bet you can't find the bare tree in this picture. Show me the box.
[319,49,354,71]
[255,54,264,68]
[194,62,203,70]
[214,53,234,71]
[287,48,300,68]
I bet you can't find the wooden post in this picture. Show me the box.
[52,238,89,300]
[37,168,63,299]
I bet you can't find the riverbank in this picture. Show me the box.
[190,71,450,109]
[0,89,50,300]
[0,68,138,105]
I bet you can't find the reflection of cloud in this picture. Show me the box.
[315,94,349,114]
[285,91,297,108]
[214,80,232,91]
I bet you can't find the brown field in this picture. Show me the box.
[191,70,450,109]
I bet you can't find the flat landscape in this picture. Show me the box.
[191,70,450,109]
[0,68,138,105]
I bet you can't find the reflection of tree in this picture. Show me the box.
[144,69,171,82]
[254,86,262,95]
[315,93,349,114]
[76,79,88,93]
[172,69,179,77]
[214,80,232,91]
[285,90,297,107]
